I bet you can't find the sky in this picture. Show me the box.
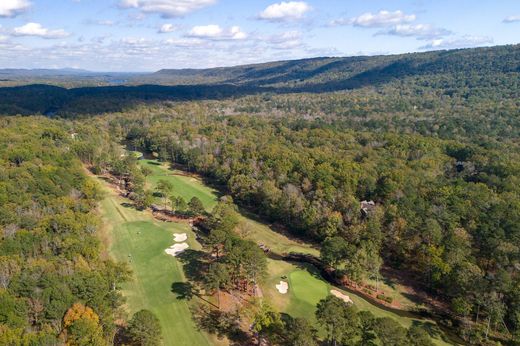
[0,0,518,72]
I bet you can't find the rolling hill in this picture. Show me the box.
[0,44,518,116]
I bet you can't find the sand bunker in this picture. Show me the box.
[165,243,189,257]
[331,289,353,304]
[276,281,289,294]
[173,233,188,242]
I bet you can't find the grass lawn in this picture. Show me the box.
[140,159,218,211]
[96,178,211,346]
[262,260,453,346]
[236,213,320,257]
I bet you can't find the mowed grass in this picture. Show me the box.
[263,260,453,346]
[141,158,317,256]
[236,213,320,257]
[97,179,211,346]
[140,159,218,211]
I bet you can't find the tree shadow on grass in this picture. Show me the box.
[301,262,325,280]
[401,292,430,310]
[382,275,398,291]
[171,281,220,309]
[171,282,195,300]
[192,306,253,346]
[176,249,208,285]
[290,260,327,282]
[411,320,447,342]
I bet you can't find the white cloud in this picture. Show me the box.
[265,30,303,49]
[376,24,451,40]
[119,0,216,18]
[258,1,311,22]
[332,10,416,28]
[420,35,493,50]
[12,23,70,39]
[503,15,520,23]
[187,25,247,40]
[189,24,222,37]
[159,23,176,33]
[0,0,31,17]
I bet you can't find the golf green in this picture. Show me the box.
[263,260,453,346]
[287,268,329,320]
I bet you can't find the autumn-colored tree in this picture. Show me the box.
[62,303,106,346]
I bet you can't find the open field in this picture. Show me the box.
[140,159,218,211]
[96,177,211,346]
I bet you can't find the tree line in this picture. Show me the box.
[100,102,520,344]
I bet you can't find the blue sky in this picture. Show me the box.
[0,0,518,71]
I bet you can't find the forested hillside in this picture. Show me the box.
[99,99,520,343]
[0,43,519,345]
[0,117,130,344]
[143,44,519,90]
[0,44,518,118]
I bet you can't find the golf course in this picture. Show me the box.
[96,156,453,346]
[96,161,217,346]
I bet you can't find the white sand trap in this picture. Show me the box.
[173,233,188,242]
[165,243,189,257]
[331,289,353,304]
[276,281,289,294]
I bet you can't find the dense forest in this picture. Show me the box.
[99,99,519,343]
[0,117,168,345]
[0,44,519,345]
[0,117,132,344]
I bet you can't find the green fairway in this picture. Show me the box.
[140,159,218,211]
[97,181,211,346]
[140,157,318,256]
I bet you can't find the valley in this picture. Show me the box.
[1,41,518,346]
[95,152,454,345]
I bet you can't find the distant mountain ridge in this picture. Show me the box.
[0,69,144,87]
[1,44,518,88]
[139,44,519,89]
[0,44,518,115]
